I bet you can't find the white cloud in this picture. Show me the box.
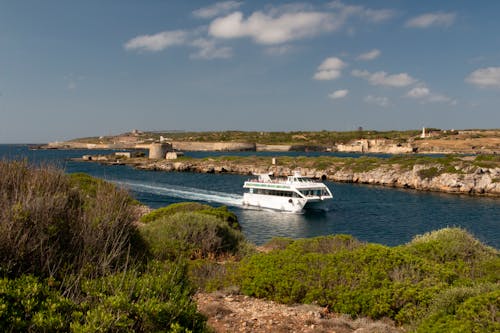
[314,57,346,81]
[406,12,456,28]
[193,1,243,19]
[209,10,337,45]
[124,30,188,52]
[357,49,380,61]
[352,69,416,87]
[364,95,389,107]
[465,67,500,89]
[329,89,349,99]
[406,86,430,98]
[327,1,396,23]
[208,2,396,45]
[406,85,455,104]
[190,38,232,59]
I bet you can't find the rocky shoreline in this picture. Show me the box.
[75,155,500,197]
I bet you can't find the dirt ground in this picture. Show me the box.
[416,136,500,153]
[195,292,403,333]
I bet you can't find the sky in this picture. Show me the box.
[1,0,500,143]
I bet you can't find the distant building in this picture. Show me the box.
[421,127,426,138]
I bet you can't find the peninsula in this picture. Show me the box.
[44,128,500,155]
[74,154,500,197]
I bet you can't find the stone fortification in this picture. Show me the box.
[171,141,256,151]
[255,144,292,152]
[148,143,173,159]
[337,139,414,154]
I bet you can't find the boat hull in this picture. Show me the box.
[242,193,307,213]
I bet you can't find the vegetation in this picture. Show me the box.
[73,129,424,146]
[0,160,209,332]
[187,153,499,178]
[1,160,498,332]
[225,229,499,330]
[140,202,240,230]
[140,211,247,260]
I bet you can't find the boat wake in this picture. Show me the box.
[113,180,243,207]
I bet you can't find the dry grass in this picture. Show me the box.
[0,160,141,296]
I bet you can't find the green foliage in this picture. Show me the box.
[68,172,104,197]
[140,211,246,260]
[235,238,450,323]
[416,288,500,333]
[140,202,240,229]
[198,205,241,230]
[343,156,380,172]
[140,202,210,223]
[70,172,141,205]
[473,154,500,168]
[417,166,441,180]
[403,228,500,282]
[0,275,76,332]
[0,264,208,333]
[73,261,207,333]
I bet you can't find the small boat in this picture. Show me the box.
[242,171,333,213]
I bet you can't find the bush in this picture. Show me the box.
[73,261,207,333]
[0,161,143,292]
[0,275,76,332]
[402,228,500,282]
[416,288,500,333]
[0,263,209,333]
[141,202,240,230]
[140,211,246,260]
[235,238,450,323]
[140,202,209,223]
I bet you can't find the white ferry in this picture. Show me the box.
[242,171,333,213]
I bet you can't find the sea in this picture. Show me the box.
[1,144,499,248]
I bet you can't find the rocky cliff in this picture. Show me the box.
[133,158,500,196]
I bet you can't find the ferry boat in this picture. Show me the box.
[242,171,333,213]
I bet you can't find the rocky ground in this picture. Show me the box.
[195,292,402,333]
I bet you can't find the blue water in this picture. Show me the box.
[1,144,498,248]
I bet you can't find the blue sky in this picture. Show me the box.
[1,0,499,143]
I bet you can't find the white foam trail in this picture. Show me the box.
[113,180,243,207]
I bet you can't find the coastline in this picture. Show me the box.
[72,155,500,197]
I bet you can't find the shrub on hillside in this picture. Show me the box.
[140,202,240,230]
[416,288,500,333]
[73,261,207,332]
[236,238,451,323]
[140,211,246,260]
[0,263,208,333]
[0,161,142,290]
[402,228,500,282]
[0,275,76,332]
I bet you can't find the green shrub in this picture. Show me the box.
[417,166,441,179]
[140,211,246,260]
[236,238,449,323]
[140,202,240,229]
[0,275,76,332]
[0,264,209,332]
[416,289,500,333]
[140,202,209,223]
[403,228,500,282]
[73,261,207,333]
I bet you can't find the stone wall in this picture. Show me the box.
[171,141,256,151]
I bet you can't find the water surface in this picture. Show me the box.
[1,145,498,247]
